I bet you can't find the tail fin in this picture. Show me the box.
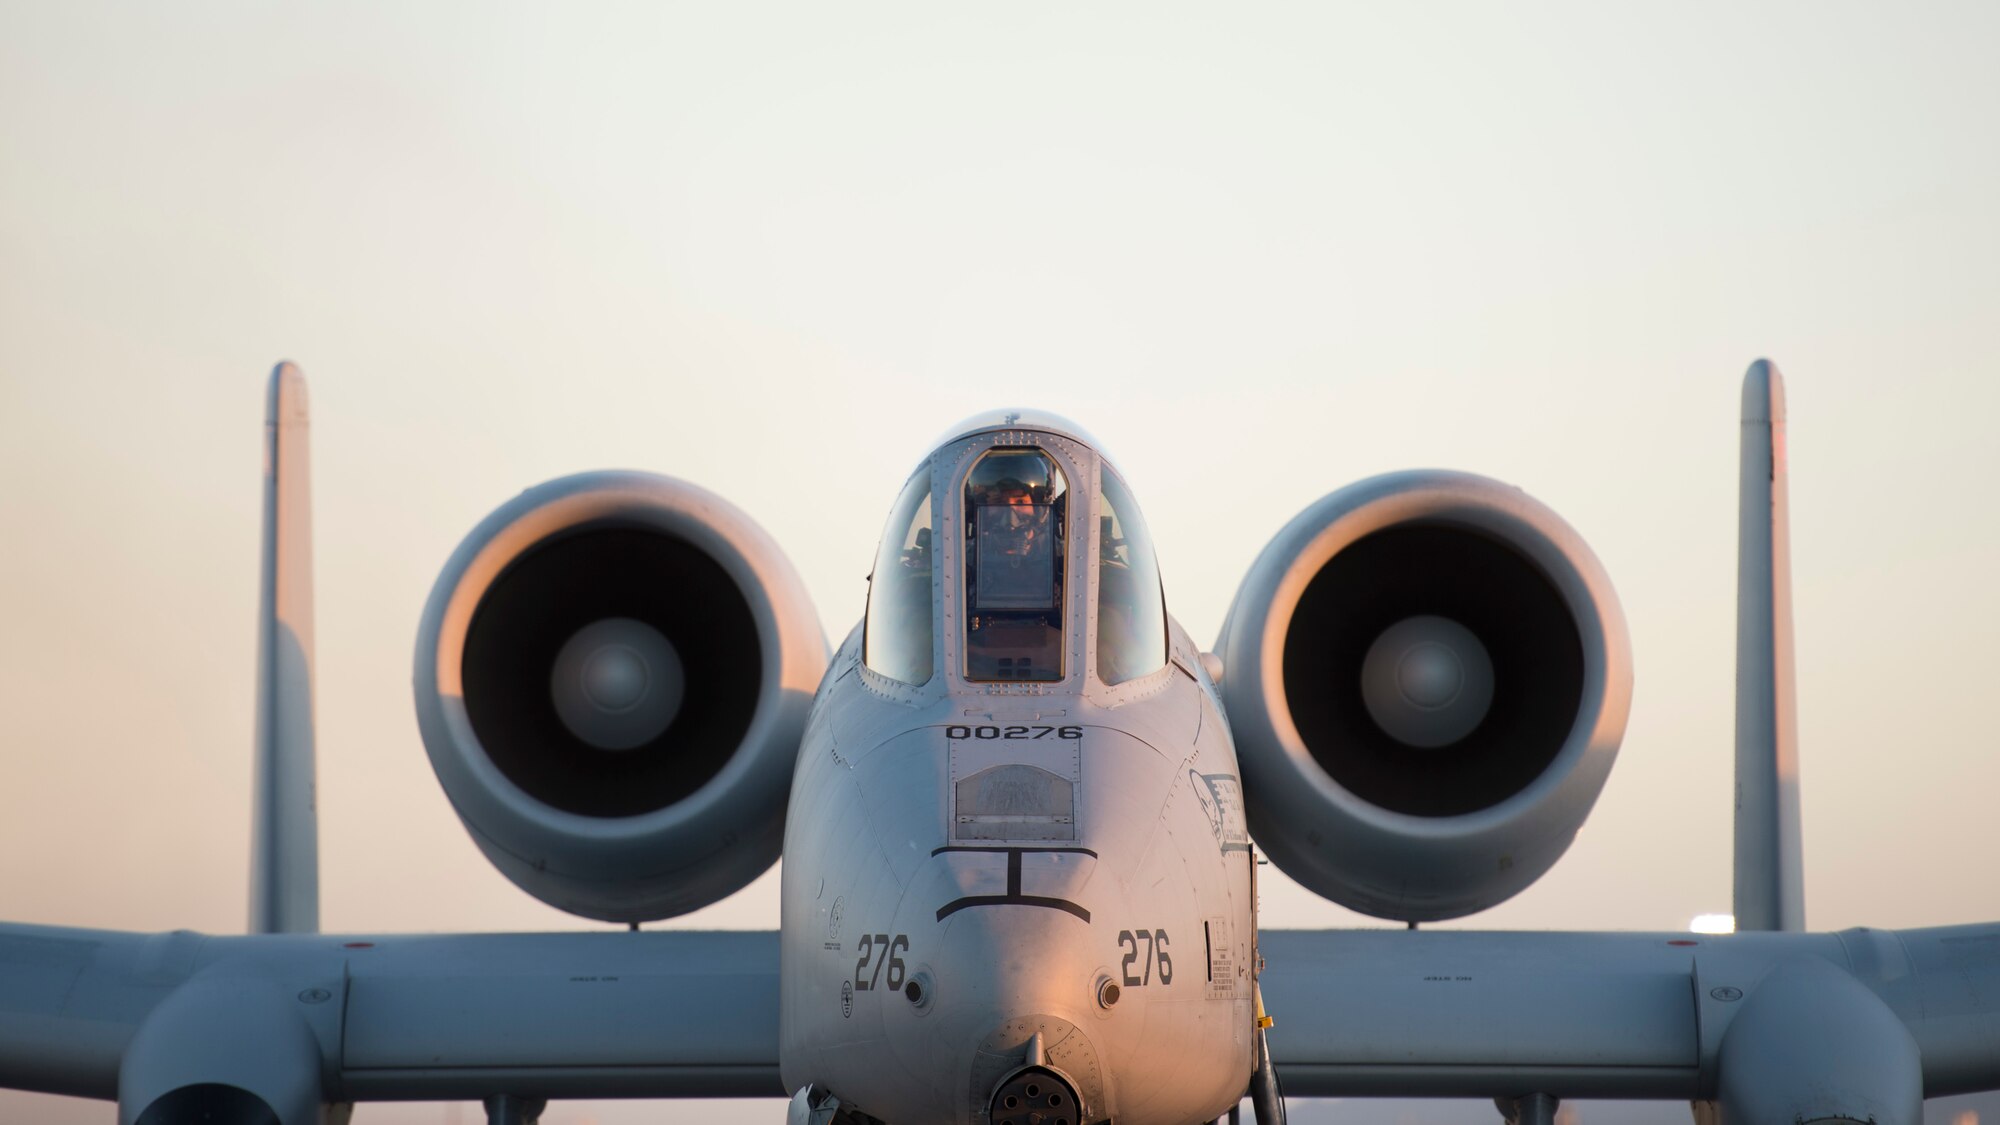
[1733,360,1804,932]
[249,362,320,934]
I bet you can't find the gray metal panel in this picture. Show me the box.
[1258,925,2000,1100]
[1894,925,2000,1096]
[1270,967,1696,1067]
[1258,930,1701,1098]
[341,931,780,1070]
[0,924,784,1103]
[338,930,783,1097]
[0,926,180,1098]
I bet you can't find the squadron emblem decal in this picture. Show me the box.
[824,896,844,951]
[1189,770,1250,852]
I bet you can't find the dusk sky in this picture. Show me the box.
[3,3,1997,1122]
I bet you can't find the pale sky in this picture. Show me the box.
[3,3,1998,1122]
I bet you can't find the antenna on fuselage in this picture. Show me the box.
[1733,359,1804,932]
[249,361,321,935]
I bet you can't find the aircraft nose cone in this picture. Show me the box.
[880,879,1110,1124]
[1360,614,1494,748]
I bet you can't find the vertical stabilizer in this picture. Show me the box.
[1733,359,1804,932]
[250,362,320,934]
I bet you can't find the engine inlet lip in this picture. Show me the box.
[1213,469,1634,922]
[419,474,804,832]
[1241,472,1630,839]
[412,469,827,923]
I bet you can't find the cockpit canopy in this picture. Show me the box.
[862,417,1167,692]
[863,465,935,686]
[1094,467,1167,686]
[963,448,1068,681]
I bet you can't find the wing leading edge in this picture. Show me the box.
[1259,924,2000,1101]
[0,924,782,1107]
[9,922,1998,1111]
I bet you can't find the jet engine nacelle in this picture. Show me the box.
[414,471,825,923]
[1217,470,1631,922]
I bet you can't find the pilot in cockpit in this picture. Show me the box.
[990,478,1052,561]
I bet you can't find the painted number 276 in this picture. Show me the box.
[853,933,909,991]
[1118,929,1172,986]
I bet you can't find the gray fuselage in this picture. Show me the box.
[777,419,1256,1125]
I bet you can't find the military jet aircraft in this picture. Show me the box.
[2,361,1995,1125]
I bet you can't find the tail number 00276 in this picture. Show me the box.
[853,933,909,991]
[946,725,1084,741]
[1118,929,1172,986]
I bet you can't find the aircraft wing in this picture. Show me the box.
[1260,924,2000,1101]
[14,920,2000,1110]
[0,923,783,1103]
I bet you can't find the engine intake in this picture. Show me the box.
[1217,470,1631,922]
[415,471,824,923]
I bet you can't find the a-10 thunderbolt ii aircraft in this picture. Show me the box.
[2,361,1998,1125]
